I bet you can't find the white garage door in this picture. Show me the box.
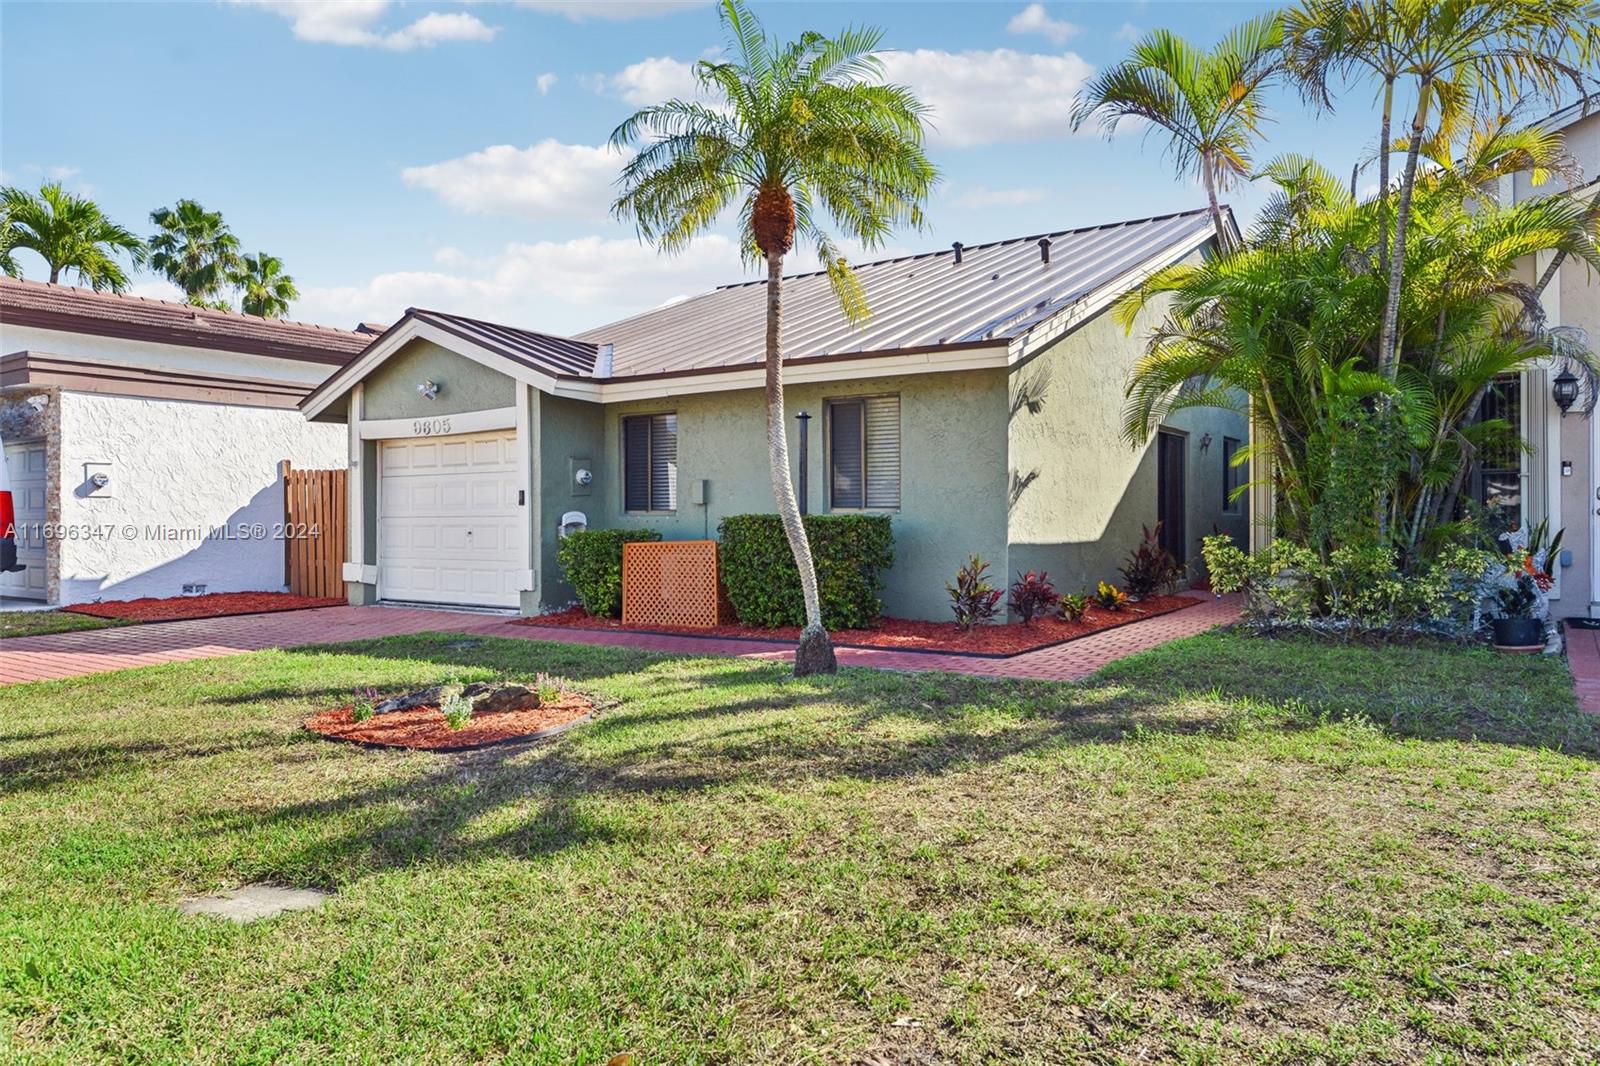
[378,430,523,608]
[2,440,48,600]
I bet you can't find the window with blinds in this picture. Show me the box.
[828,395,900,510]
[1223,435,1245,514]
[623,413,677,512]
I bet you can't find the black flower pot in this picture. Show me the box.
[1492,616,1543,649]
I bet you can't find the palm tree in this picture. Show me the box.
[148,199,241,306]
[0,182,144,291]
[1284,0,1600,378]
[1070,14,1284,250]
[611,0,937,675]
[232,251,298,318]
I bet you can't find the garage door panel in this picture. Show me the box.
[378,430,522,608]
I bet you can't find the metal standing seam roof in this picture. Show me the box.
[575,207,1218,380]
[407,307,598,377]
[0,275,374,364]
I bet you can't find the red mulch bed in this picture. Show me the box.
[62,592,344,623]
[305,693,594,751]
[518,594,1203,658]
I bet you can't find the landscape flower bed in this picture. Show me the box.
[521,594,1202,657]
[305,691,593,751]
[63,592,344,623]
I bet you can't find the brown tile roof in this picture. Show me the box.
[0,276,375,365]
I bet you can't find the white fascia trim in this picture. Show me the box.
[1006,223,1218,365]
[357,406,519,440]
[301,318,599,419]
[589,345,1010,403]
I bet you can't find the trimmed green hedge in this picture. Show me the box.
[556,528,662,617]
[719,514,894,629]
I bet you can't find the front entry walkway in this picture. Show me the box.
[0,597,1241,686]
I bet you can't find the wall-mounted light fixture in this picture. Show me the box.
[1199,432,1213,453]
[1553,368,1579,416]
[574,467,593,487]
[89,471,110,489]
[417,379,440,400]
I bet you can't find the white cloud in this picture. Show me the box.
[536,72,558,94]
[400,140,622,219]
[231,2,497,51]
[879,47,1095,147]
[515,1,711,22]
[294,234,748,334]
[1006,4,1078,45]
[1114,22,1142,43]
[952,185,1049,208]
[603,54,702,105]
[126,279,187,304]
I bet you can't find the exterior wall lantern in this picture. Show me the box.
[417,379,440,400]
[1553,368,1580,416]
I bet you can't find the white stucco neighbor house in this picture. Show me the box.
[0,278,375,605]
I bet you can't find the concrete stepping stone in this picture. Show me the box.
[176,884,331,923]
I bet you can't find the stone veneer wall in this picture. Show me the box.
[0,385,62,601]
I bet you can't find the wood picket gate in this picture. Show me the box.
[281,461,347,598]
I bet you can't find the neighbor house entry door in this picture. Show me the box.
[1157,430,1187,567]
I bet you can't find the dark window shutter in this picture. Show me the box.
[651,414,677,511]
[830,400,864,509]
[623,416,651,511]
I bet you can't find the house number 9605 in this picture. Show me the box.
[412,416,452,436]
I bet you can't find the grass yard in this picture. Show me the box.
[0,610,122,639]
[2,631,1597,1063]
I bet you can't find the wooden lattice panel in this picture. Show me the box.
[622,540,732,628]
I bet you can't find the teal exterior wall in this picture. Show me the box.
[1005,265,1248,595]
[533,393,605,609]
[362,339,515,420]
[585,369,1011,620]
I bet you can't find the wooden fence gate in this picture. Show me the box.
[281,461,347,598]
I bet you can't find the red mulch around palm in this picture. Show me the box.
[305,693,594,751]
[518,595,1203,657]
[63,592,345,623]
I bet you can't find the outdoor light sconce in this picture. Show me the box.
[1553,369,1580,416]
[417,379,440,400]
[574,467,593,487]
[1199,432,1213,453]
[89,471,110,489]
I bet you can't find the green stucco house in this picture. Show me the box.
[301,207,1249,621]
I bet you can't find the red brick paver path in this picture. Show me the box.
[1563,622,1600,716]
[0,596,1241,686]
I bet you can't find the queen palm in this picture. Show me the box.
[1070,14,1284,251]
[611,0,937,675]
[148,199,241,306]
[0,182,144,291]
[232,251,298,318]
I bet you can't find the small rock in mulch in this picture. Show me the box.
[374,682,539,715]
[177,885,331,923]
[307,692,593,751]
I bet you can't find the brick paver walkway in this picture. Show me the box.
[1563,621,1600,716]
[0,596,1241,686]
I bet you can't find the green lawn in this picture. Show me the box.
[2,631,1597,1063]
[0,609,123,639]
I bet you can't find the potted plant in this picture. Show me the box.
[1491,572,1544,651]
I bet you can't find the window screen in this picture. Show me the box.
[828,395,900,510]
[623,413,677,511]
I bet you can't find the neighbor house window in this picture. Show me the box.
[1471,375,1522,538]
[828,395,900,510]
[623,413,677,512]
[1222,436,1245,514]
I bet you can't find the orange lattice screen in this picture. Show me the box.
[622,540,734,628]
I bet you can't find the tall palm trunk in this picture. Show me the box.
[764,252,837,676]
[1378,83,1431,379]
[1376,76,1394,279]
[1201,155,1230,253]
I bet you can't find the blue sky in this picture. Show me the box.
[5,1,1395,334]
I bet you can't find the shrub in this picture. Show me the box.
[1120,523,1185,597]
[440,692,472,730]
[1008,570,1057,625]
[1094,581,1129,611]
[948,555,1003,631]
[1057,592,1089,623]
[1202,535,1502,635]
[535,672,570,704]
[556,528,663,617]
[719,514,894,629]
[350,686,378,723]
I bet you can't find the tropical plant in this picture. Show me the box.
[350,686,379,723]
[610,0,938,674]
[232,251,298,318]
[1070,13,1284,248]
[440,692,472,730]
[148,199,241,306]
[0,182,144,291]
[1120,523,1185,596]
[948,555,1003,631]
[1007,570,1058,625]
[1093,582,1129,611]
[1283,0,1600,377]
[1057,591,1090,623]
